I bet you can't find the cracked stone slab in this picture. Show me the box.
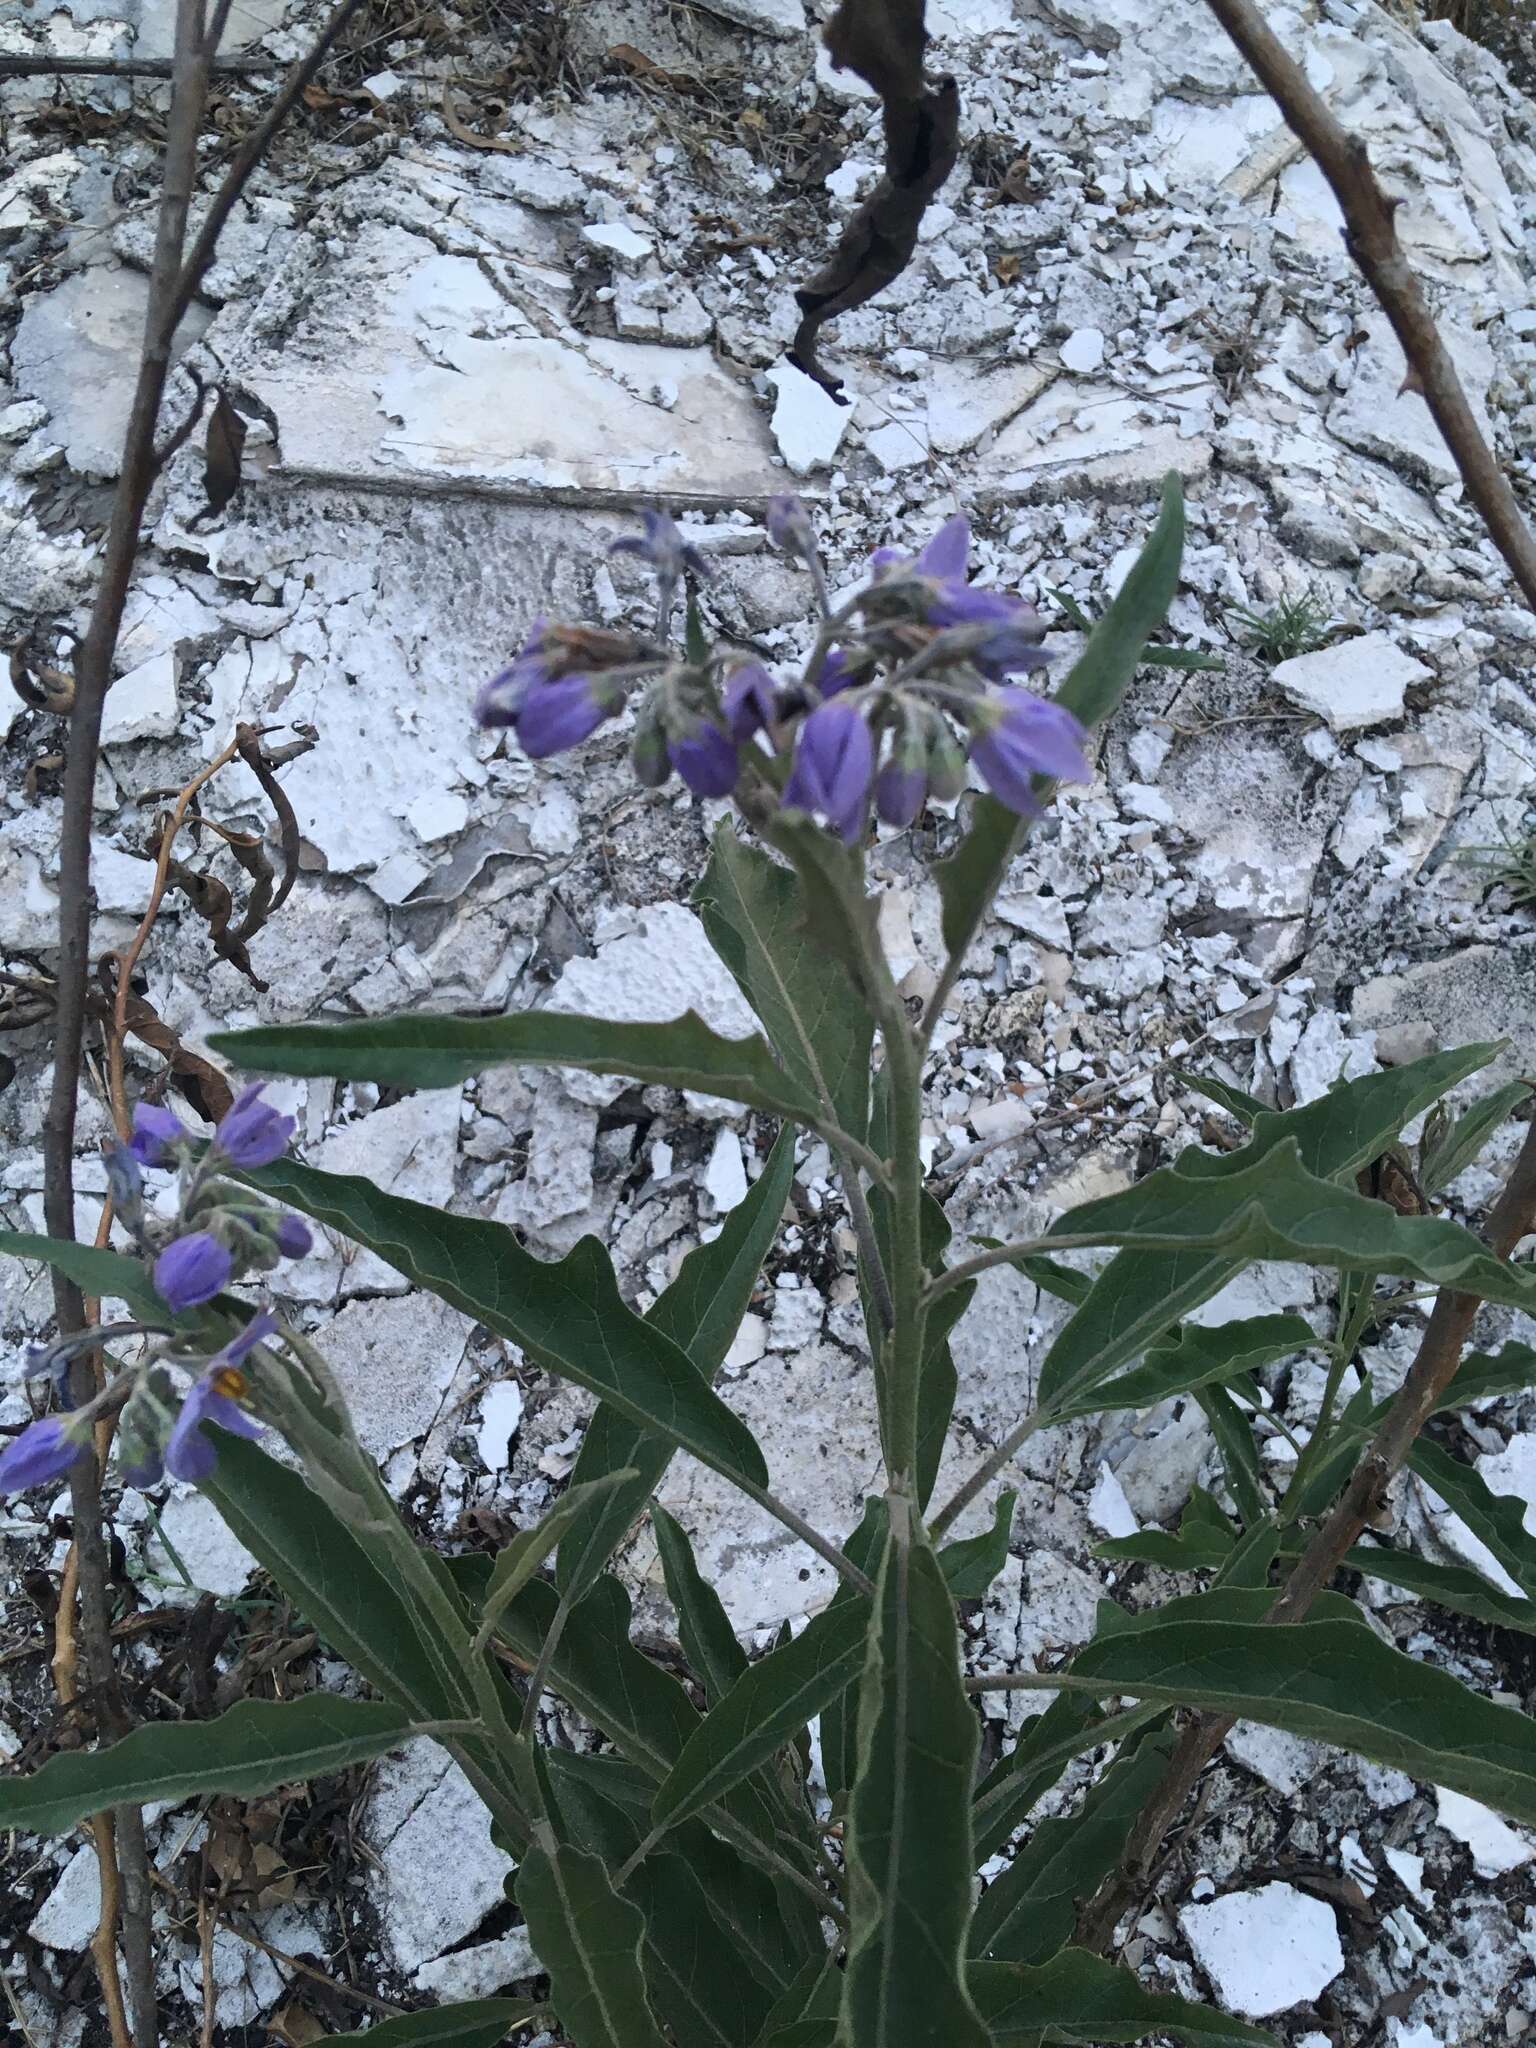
[231,226,783,505]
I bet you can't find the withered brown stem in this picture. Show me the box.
[1198,0,1536,610]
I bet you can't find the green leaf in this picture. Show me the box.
[549,1752,804,2041]
[1061,1595,1536,1826]
[839,1502,989,2048]
[250,1158,768,1492]
[933,794,1026,962]
[1196,1384,1267,1528]
[1013,1253,1092,1307]
[0,1695,415,1834]
[213,1007,823,1125]
[652,1600,866,1835]
[0,1230,164,1320]
[516,1841,670,2048]
[1438,1341,1536,1413]
[324,2000,542,2047]
[1410,1438,1536,1600]
[654,1505,750,1706]
[973,1700,1162,1864]
[1097,1488,1238,1571]
[1060,1315,1315,1425]
[1053,1136,1536,1307]
[1420,1080,1530,1194]
[971,1950,1279,2047]
[938,1488,1016,1599]
[1170,1070,1267,1126]
[558,1126,795,1602]
[1214,1518,1279,1591]
[751,1956,841,2047]
[204,1435,475,1726]
[1053,473,1186,732]
[476,1472,639,1652]
[969,1723,1174,1963]
[695,821,872,1147]
[1036,1045,1500,1420]
[1339,1543,1536,1633]
[816,1498,889,1813]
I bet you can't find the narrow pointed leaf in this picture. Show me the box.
[1037,1044,1500,1417]
[696,821,872,1145]
[934,474,1185,958]
[248,1158,768,1490]
[558,1127,795,1602]
[1420,1079,1530,1193]
[0,1696,415,1834]
[1411,1437,1536,1598]
[1171,1070,1268,1125]
[1196,1384,1266,1527]
[1059,1596,1536,1826]
[204,1434,475,1726]
[839,1503,989,2048]
[969,1723,1174,1962]
[1058,1314,1315,1424]
[938,1488,1016,1598]
[476,1472,639,1650]
[973,1701,1164,1864]
[654,1506,750,1705]
[1338,1544,1536,1633]
[1052,1136,1536,1306]
[516,1841,670,2048]
[324,2000,543,2046]
[1098,1489,1238,1570]
[1438,1342,1536,1413]
[653,1601,866,1834]
[751,1957,841,2047]
[212,1009,822,1124]
[815,1498,888,1812]
[970,1951,1279,2047]
[0,1230,165,1320]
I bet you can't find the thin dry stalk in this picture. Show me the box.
[1199,0,1536,610]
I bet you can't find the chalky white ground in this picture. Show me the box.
[5,0,1536,2035]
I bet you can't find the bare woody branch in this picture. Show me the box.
[1075,1114,1536,1955]
[0,53,271,77]
[1200,0,1536,612]
[35,0,365,2036]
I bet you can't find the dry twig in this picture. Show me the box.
[1199,0,1536,610]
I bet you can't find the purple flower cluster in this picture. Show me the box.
[474,503,1091,844]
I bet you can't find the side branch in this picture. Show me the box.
[1201,0,1536,611]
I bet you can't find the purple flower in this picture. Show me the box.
[723,663,778,743]
[766,495,818,563]
[274,1214,312,1260]
[969,690,1092,814]
[129,1102,186,1166]
[476,618,555,728]
[875,759,927,828]
[105,1145,144,1224]
[0,1417,86,1493]
[609,508,710,585]
[926,585,1049,678]
[120,1450,164,1490]
[154,1232,233,1313]
[783,699,874,844]
[669,720,739,798]
[517,674,614,759]
[223,1309,278,1368]
[870,513,970,583]
[214,1084,294,1169]
[165,1371,263,1484]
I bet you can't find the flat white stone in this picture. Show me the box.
[29,1845,103,1948]
[102,652,179,745]
[581,221,653,270]
[369,1743,516,1972]
[476,1380,526,1470]
[1225,1720,1325,1797]
[1434,1787,1535,1876]
[546,903,760,1109]
[323,1292,472,1462]
[1180,1881,1344,2017]
[147,1491,259,1601]
[1086,1460,1138,1539]
[407,789,469,842]
[1271,633,1429,734]
[1328,311,1496,490]
[704,1126,749,1212]
[1060,326,1106,373]
[766,363,851,477]
[413,1928,540,2000]
[865,417,930,471]
[692,0,805,33]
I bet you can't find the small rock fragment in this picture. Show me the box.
[1271,633,1430,734]
[1179,1881,1344,2017]
[1434,1787,1536,1877]
[766,364,851,477]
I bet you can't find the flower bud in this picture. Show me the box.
[153,1231,234,1313]
[214,1084,295,1170]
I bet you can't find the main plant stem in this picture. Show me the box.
[884,1025,929,1491]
